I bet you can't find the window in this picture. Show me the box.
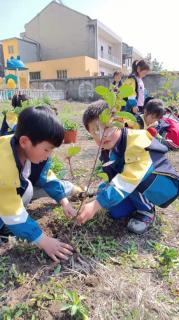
[100,46,104,58]
[8,45,14,54]
[29,71,41,80]
[127,58,132,67]
[57,70,67,79]
[108,46,112,56]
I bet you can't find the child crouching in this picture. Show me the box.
[0,106,79,262]
[76,100,179,234]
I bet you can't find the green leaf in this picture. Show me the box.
[119,84,135,98]
[61,304,71,311]
[64,289,74,301]
[115,97,126,108]
[97,172,109,182]
[99,109,111,126]
[105,91,116,108]
[63,119,78,131]
[95,85,116,108]
[67,146,81,158]
[54,264,61,275]
[95,86,109,96]
[71,305,78,316]
[116,111,137,122]
[111,121,124,128]
[14,310,23,317]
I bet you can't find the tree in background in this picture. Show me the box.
[145,53,163,72]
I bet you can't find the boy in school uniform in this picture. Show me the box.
[0,106,79,262]
[76,101,179,234]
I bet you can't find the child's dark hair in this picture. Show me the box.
[15,106,64,146]
[83,100,108,131]
[113,71,121,78]
[132,59,150,75]
[144,99,164,118]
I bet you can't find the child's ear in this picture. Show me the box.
[19,136,31,149]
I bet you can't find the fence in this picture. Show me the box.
[0,89,65,101]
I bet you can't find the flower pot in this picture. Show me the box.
[64,130,77,144]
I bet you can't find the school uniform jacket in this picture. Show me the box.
[97,128,179,209]
[0,135,66,243]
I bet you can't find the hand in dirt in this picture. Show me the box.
[60,198,77,218]
[132,106,139,114]
[76,200,101,225]
[38,234,74,262]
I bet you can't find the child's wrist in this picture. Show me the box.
[93,199,101,212]
[60,197,69,207]
[37,233,47,248]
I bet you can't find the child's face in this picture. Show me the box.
[137,67,149,78]
[88,119,121,150]
[144,111,160,126]
[114,73,122,82]
[19,136,55,164]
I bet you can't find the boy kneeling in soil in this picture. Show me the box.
[0,106,80,262]
[76,100,179,234]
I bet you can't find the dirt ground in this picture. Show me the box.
[0,101,179,320]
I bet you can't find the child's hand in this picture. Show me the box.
[76,200,101,225]
[132,106,139,114]
[38,234,73,262]
[60,197,77,218]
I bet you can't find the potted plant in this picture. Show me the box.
[63,119,78,143]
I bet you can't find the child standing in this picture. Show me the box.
[77,101,179,234]
[111,71,123,94]
[126,60,150,114]
[0,106,78,262]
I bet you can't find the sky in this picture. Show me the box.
[0,0,179,70]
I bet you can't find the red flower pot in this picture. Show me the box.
[64,130,77,144]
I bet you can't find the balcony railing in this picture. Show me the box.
[99,51,120,65]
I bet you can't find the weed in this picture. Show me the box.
[0,303,32,320]
[51,156,67,179]
[31,278,63,308]
[53,206,71,227]
[61,289,89,320]
[158,247,179,276]
[149,242,179,276]
[173,199,179,212]
[73,232,119,261]
[9,263,26,286]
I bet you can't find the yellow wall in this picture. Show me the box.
[2,39,19,64]
[84,56,99,76]
[26,56,98,79]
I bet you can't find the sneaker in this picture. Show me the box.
[127,210,155,234]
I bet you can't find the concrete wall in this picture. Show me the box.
[143,73,179,95]
[30,72,179,101]
[24,1,96,61]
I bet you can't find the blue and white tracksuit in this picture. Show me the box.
[0,135,74,243]
[96,128,179,219]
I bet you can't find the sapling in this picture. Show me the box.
[69,80,138,236]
